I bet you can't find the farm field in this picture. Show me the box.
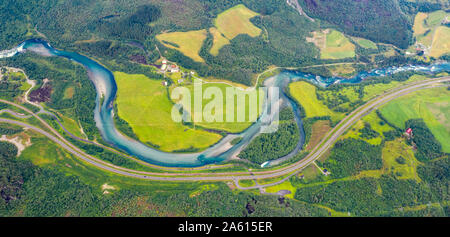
[430,26,450,58]
[410,10,450,58]
[214,4,261,40]
[156,4,261,59]
[289,81,344,122]
[379,86,450,152]
[313,74,428,114]
[210,4,261,56]
[209,27,230,56]
[308,29,356,59]
[306,120,331,151]
[413,12,429,36]
[353,37,377,49]
[114,72,222,152]
[173,80,264,133]
[156,29,207,63]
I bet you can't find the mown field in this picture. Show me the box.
[411,10,450,58]
[379,86,450,152]
[209,3,261,55]
[308,29,356,60]
[156,29,208,63]
[157,4,262,59]
[288,81,344,122]
[114,71,222,152]
[214,4,261,40]
[208,27,230,56]
[173,79,264,133]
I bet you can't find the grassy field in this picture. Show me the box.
[114,72,222,152]
[306,120,331,151]
[289,81,344,122]
[411,10,450,58]
[328,64,357,78]
[341,111,393,145]
[63,86,75,99]
[379,87,450,152]
[16,131,211,196]
[308,29,356,59]
[264,180,296,199]
[214,4,261,40]
[363,75,427,101]
[354,37,377,49]
[238,179,256,188]
[57,113,86,138]
[20,135,71,166]
[379,139,422,182]
[430,26,450,58]
[189,184,219,197]
[413,12,429,36]
[323,30,356,59]
[173,79,263,133]
[156,29,207,62]
[209,27,230,56]
[156,4,261,60]
[209,4,261,55]
[315,74,428,114]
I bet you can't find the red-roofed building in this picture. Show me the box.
[406,128,412,134]
[405,128,413,139]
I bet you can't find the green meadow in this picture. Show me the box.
[342,111,394,145]
[411,10,450,58]
[174,79,264,133]
[322,30,356,59]
[354,38,377,49]
[380,87,450,152]
[289,81,344,122]
[114,72,222,152]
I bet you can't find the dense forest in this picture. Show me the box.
[299,0,413,48]
[239,107,300,164]
[405,119,445,161]
[0,140,328,217]
[321,138,383,178]
[294,175,438,216]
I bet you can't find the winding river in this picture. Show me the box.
[1,39,449,167]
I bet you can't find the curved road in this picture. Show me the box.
[1,77,449,188]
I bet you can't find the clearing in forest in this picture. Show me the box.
[214,4,261,39]
[353,37,377,50]
[209,4,262,55]
[156,29,208,63]
[307,29,356,59]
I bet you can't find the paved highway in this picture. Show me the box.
[1,77,448,188]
